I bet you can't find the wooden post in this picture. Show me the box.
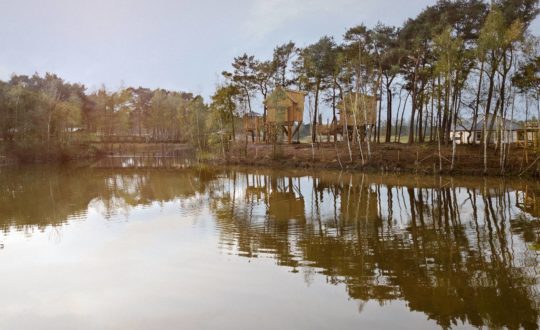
[288,124,292,144]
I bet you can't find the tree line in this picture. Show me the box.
[1,0,539,165]
[0,73,210,160]
[213,0,540,153]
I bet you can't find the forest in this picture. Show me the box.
[0,0,539,167]
[0,74,208,161]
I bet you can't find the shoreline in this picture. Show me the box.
[216,142,540,178]
[3,142,540,178]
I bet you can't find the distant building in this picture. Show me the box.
[450,116,522,144]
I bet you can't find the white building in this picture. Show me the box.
[450,116,521,145]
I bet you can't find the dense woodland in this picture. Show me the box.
[0,74,209,160]
[0,0,539,165]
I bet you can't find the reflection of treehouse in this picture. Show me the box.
[244,173,268,202]
[318,93,377,142]
[268,192,305,221]
[267,176,305,221]
[265,87,306,144]
[243,111,263,143]
[245,186,267,202]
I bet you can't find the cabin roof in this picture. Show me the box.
[264,87,307,105]
[282,88,308,96]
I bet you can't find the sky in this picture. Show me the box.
[1,0,539,106]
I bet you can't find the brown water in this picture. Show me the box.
[0,166,539,329]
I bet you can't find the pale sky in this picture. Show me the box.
[1,0,539,103]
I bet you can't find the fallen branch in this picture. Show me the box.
[519,155,540,176]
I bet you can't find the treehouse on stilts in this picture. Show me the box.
[264,87,306,144]
[243,111,263,143]
[336,93,377,142]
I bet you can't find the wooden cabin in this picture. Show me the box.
[337,93,377,127]
[314,93,377,142]
[265,87,306,144]
[243,111,263,142]
[323,93,377,141]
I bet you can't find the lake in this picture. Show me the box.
[0,166,538,329]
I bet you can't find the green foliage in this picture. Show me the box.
[298,36,337,87]
[0,73,84,157]
[0,72,209,162]
[207,85,240,151]
[513,56,540,94]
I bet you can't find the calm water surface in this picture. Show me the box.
[0,166,539,329]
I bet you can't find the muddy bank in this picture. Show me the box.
[218,143,540,177]
[4,140,540,178]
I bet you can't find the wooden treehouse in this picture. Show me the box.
[243,111,263,142]
[338,93,377,141]
[316,93,377,142]
[264,87,306,144]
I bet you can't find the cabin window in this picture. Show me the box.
[518,132,525,141]
[476,132,482,142]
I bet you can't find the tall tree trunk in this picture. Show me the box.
[487,50,511,146]
[469,60,484,144]
[483,56,498,147]
[418,80,425,143]
[385,78,393,143]
[429,77,435,142]
[398,92,410,143]
[312,79,321,143]
[437,75,442,144]
[442,76,450,145]
[377,79,383,143]
[394,88,403,143]
[408,58,420,144]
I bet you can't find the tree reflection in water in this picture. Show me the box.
[0,167,538,328]
[210,170,540,329]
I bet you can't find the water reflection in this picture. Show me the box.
[0,167,539,328]
[209,171,540,329]
[0,166,216,230]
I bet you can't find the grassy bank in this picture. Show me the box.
[218,142,540,177]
